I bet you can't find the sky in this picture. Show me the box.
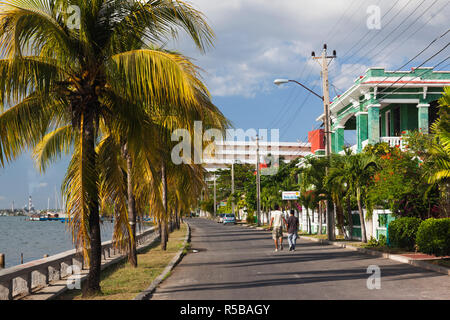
[0,0,449,209]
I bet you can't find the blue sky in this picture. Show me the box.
[0,0,449,209]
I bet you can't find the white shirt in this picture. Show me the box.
[271,210,284,228]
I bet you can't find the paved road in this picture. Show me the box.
[150,218,450,300]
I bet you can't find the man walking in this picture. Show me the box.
[287,210,299,251]
[269,204,287,252]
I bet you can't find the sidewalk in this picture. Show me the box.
[20,230,160,300]
[238,221,450,276]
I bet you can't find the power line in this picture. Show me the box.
[322,0,361,43]
[330,0,382,59]
[378,54,450,98]
[280,83,320,140]
[339,0,407,64]
[353,0,440,70]
[337,0,442,79]
[269,63,313,130]
[330,23,449,99]
[377,42,450,96]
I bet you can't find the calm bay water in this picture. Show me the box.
[0,216,114,268]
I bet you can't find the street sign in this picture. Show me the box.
[282,191,300,200]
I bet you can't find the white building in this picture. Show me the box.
[203,140,312,172]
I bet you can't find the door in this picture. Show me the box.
[393,107,401,136]
[385,111,391,136]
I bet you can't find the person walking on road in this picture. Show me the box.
[287,210,299,251]
[269,204,287,252]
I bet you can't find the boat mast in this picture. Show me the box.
[54,186,58,212]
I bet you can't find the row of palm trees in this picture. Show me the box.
[298,89,450,243]
[0,0,228,296]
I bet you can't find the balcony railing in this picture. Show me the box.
[380,136,406,150]
[338,137,406,155]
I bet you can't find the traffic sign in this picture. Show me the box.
[282,191,300,200]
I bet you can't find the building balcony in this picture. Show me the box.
[339,136,406,155]
[380,136,406,150]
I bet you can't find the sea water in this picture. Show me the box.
[0,216,114,268]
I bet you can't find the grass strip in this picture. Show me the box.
[59,224,187,300]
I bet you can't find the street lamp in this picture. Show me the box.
[274,45,337,241]
[273,79,324,101]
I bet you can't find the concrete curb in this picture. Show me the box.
[297,235,449,276]
[133,222,191,300]
[238,222,450,276]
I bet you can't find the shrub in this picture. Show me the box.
[378,234,387,247]
[416,218,450,257]
[365,234,387,248]
[246,213,256,224]
[366,237,379,247]
[388,217,421,250]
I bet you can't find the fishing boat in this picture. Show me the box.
[29,214,48,221]
[47,213,60,221]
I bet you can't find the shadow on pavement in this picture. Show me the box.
[157,263,439,295]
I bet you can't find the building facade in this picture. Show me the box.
[203,140,312,172]
[316,67,450,154]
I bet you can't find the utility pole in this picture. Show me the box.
[312,44,336,241]
[231,161,235,217]
[253,135,261,226]
[213,173,217,216]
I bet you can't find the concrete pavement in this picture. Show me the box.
[150,218,450,300]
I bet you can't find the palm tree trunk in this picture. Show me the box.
[169,210,174,232]
[124,144,137,268]
[161,161,168,251]
[306,208,311,234]
[440,183,450,217]
[336,203,346,237]
[158,218,162,239]
[82,113,101,297]
[318,202,323,235]
[175,209,180,229]
[356,187,367,243]
[347,194,353,240]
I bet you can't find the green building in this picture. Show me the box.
[317,67,450,154]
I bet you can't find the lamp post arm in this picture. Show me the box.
[289,80,324,101]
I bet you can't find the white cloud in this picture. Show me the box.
[332,63,369,92]
[170,0,449,98]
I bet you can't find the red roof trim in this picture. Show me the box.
[362,81,450,84]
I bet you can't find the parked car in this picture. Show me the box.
[223,214,236,225]
[217,213,226,223]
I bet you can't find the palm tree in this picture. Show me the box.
[0,0,216,296]
[427,87,450,216]
[346,154,378,243]
[299,157,328,234]
[299,190,314,234]
[326,152,353,239]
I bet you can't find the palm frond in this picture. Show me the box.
[0,92,53,165]
[96,134,131,251]
[108,49,204,109]
[33,125,74,172]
